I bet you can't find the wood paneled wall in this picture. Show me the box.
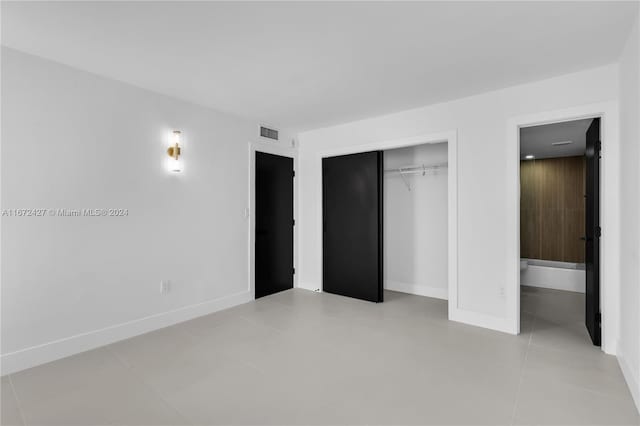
[520,156,585,263]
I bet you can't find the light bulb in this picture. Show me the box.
[171,130,181,145]
[168,157,182,173]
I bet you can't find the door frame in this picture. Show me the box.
[506,101,620,354]
[315,130,459,316]
[248,141,297,300]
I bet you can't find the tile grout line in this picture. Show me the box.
[237,313,288,336]
[172,297,357,377]
[7,374,28,426]
[510,312,537,426]
[104,345,194,426]
[170,316,268,376]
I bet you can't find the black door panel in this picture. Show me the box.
[585,118,601,346]
[322,151,383,303]
[255,152,294,299]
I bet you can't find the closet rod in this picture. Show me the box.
[383,162,448,175]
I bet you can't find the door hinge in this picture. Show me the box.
[292,268,295,275]
[292,219,295,226]
[292,170,295,177]
[596,312,602,325]
[596,226,602,238]
[596,140,602,152]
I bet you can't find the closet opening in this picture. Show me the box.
[519,117,601,347]
[321,138,453,315]
[383,142,449,303]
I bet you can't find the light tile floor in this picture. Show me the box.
[1,287,638,425]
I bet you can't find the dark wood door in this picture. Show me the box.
[322,151,383,303]
[255,152,294,299]
[585,118,601,346]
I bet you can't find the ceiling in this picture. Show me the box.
[520,118,594,160]
[2,1,637,132]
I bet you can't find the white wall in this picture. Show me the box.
[617,6,640,412]
[297,65,618,332]
[384,143,448,299]
[0,48,293,374]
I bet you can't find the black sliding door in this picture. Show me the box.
[585,118,601,346]
[255,152,294,299]
[322,151,383,303]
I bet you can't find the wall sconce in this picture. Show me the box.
[167,130,182,173]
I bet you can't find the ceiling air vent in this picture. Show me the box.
[260,126,279,141]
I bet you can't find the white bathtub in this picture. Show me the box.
[520,258,585,293]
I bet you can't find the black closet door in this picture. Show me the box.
[585,118,601,346]
[322,151,383,303]
[255,152,294,299]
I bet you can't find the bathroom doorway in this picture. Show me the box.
[519,117,601,347]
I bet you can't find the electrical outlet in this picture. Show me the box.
[160,280,170,294]
[498,286,505,297]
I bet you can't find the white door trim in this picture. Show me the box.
[314,131,460,324]
[247,141,297,300]
[506,101,620,354]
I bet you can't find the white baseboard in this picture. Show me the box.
[385,280,448,300]
[297,283,324,294]
[449,307,517,335]
[1,291,252,376]
[617,346,640,414]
